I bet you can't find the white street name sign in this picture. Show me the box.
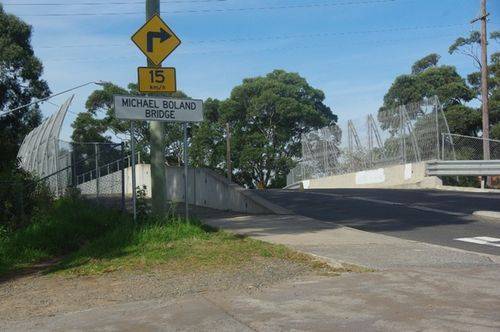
[113,95,203,122]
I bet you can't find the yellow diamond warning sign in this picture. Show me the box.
[131,14,181,66]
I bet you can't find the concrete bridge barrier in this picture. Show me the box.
[78,164,288,214]
[288,162,442,190]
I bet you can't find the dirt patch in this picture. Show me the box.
[0,257,325,322]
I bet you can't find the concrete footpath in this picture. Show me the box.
[3,213,500,331]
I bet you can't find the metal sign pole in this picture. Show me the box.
[146,0,167,216]
[183,122,189,220]
[131,121,137,221]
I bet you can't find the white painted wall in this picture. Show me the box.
[78,164,274,214]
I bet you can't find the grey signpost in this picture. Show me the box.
[130,122,137,221]
[183,123,189,219]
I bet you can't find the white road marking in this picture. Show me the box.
[407,205,466,216]
[304,191,467,216]
[455,237,500,248]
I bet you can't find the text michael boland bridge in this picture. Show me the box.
[113,94,203,221]
[114,95,203,122]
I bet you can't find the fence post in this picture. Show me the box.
[94,143,99,200]
[71,150,77,187]
[120,142,125,212]
[441,134,445,160]
[399,106,406,164]
[367,115,373,167]
[435,105,440,160]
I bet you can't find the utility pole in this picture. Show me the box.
[147,0,167,214]
[472,0,490,187]
[226,122,232,183]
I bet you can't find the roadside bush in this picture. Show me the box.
[0,167,53,231]
[0,196,125,275]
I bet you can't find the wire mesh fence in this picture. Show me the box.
[65,141,126,198]
[1,141,134,227]
[442,133,500,161]
[287,96,452,185]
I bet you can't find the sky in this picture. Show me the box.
[3,0,499,141]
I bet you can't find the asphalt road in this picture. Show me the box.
[255,189,500,256]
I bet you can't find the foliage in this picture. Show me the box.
[72,82,190,165]
[0,197,329,277]
[492,122,500,140]
[0,196,124,275]
[411,53,440,74]
[378,53,479,137]
[380,29,499,141]
[0,167,53,231]
[449,30,500,139]
[189,98,227,172]
[0,5,50,171]
[449,31,482,68]
[441,176,480,189]
[488,51,500,135]
[136,185,149,219]
[54,216,328,276]
[192,70,336,188]
[445,104,482,136]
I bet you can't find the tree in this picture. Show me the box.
[378,54,477,136]
[0,5,50,171]
[488,50,500,139]
[71,82,190,165]
[449,30,500,138]
[189,98,226,170]
[449,31,482,69]
[195,70,337,188]
[411,53,440,74]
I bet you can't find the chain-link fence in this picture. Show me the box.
[287,96,451,185]
[63,141,125,198]
[442,133,500,161]
[1,141,132,227]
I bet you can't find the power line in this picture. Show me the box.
[41,32,461,63]
[4,0,228,5]
[38,23,468,50]
[18,0,401,16]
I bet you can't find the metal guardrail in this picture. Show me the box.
[426,160,500,176]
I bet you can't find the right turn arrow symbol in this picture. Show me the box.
[147,28,171,53]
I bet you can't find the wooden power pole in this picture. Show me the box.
[472,0,490,187]
[472,0,490,160]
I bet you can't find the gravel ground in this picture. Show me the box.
[0,257,316,322]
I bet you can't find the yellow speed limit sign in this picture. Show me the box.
[137,67,176,93]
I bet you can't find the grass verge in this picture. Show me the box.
[1,197,349,277]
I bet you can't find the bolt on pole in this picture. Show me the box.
[147,0,167,216]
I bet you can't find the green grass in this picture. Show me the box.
[0,197,124,275]
[0,197,335,277]
[53,219,308,276]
